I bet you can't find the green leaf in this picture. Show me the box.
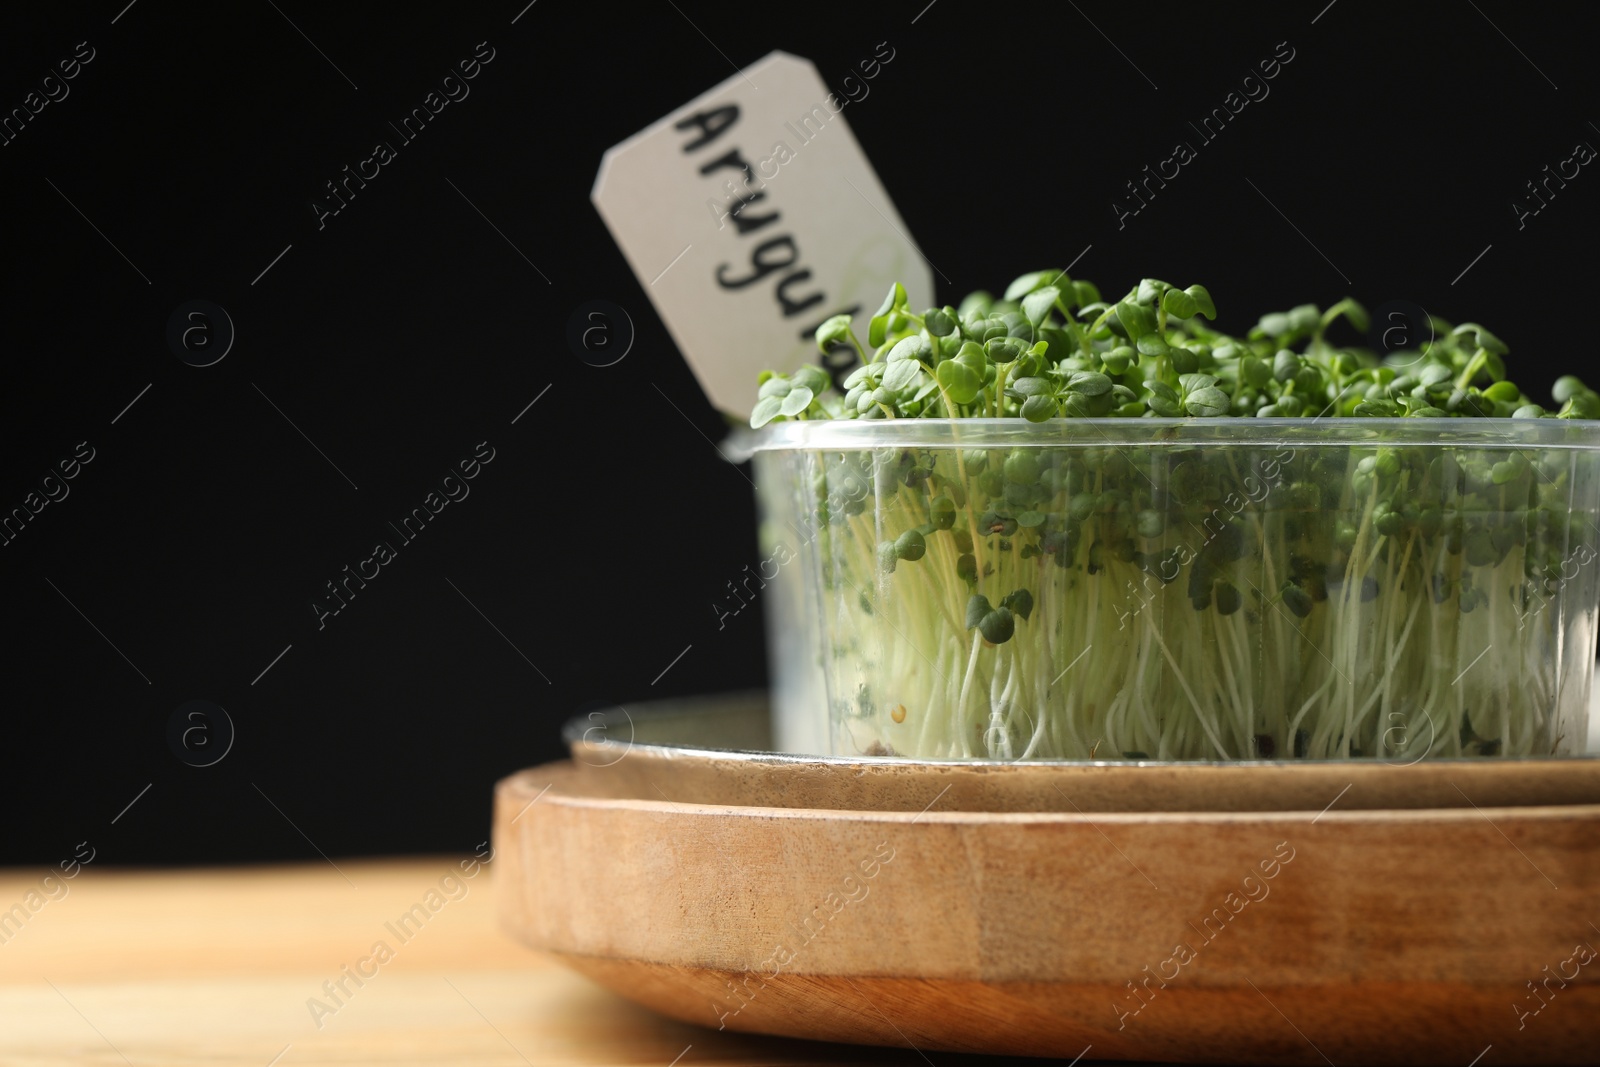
[1011,376,1051,397]
[1068,371,1112,396]
[1185,284,1217,320]
[1320,297,1369,334]
[881,358,922,393]
[1094,349,1128,377]
[1144,379,1181,416]
[965,594,993,629]
[1115,300,1152,340]
[895,528,926,561]
[813,314,854,352]
[1418,362,1454,389]
[956,341,987,374]
[985,337,1025,365]
[925,307,957,337]
[1273,349,1299,382]
[1136,278,1169,305]
[1000,310,1033,340]
[778,386,814,416]
[1483,380,1521,403]
[868,318,890,349]
[1490,459,1522,484]
[792,365,830,394]
[978,606,1015,643]
[843,363,882,390]
[1004,270,1060,301]
[1021,286,1060,327]
[936,358,982,405]
[1282,582,1313,618]
[757,376,792,399]
[1453,322,1508,355]
[1058,392,1091,417]
[888,335,933,362]
[1016,511,1046,528]
[1021,394,1056,422]
[1287,304,1321,334]
[1136,334,1170,357]
[1241,355,1272,388]
[1001,588,1034,620]
[1004,451,1039,484]
[750,395,784,428]
[1161,288,1198,319]
[1552,375,1588,403]
[868,282,907,347]
[1564,393,1600,419]
[1184,386,1230,417]
[1071,280,1101,308]
[1258,312,1291,337]
[957,290,993,319]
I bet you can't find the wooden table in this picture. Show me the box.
[0,859,1055,1066]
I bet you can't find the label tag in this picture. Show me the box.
[592,51,933,419]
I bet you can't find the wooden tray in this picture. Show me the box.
[496,759,1600,1064]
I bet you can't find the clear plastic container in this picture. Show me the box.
[739,418,1600,761]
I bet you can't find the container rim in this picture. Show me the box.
[726,417,1600,459]
[560,699,1600,769]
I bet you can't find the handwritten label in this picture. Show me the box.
[592,51,932,418]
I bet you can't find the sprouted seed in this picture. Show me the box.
[752,272,1600,761]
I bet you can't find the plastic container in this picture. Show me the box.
[740,418,1600,761]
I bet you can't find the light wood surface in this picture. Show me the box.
[498,761,1600,1065]
[0,858,950,1066]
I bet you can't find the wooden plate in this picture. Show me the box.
[496,760,1600,1064]
[564,691,1600,812]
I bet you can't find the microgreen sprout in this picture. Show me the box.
[751,271,1600,761]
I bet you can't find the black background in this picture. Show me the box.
[3,0,1595,865]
